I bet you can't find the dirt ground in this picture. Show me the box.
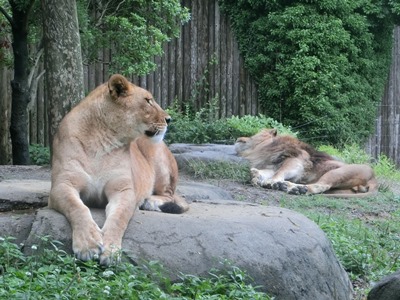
[179,171,301,206]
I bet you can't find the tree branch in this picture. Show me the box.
[28,69,45,112]
[28,48,44,88]
[0,6,14,27]
[28,47,45,111]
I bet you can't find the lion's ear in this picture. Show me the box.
[108,74,130,100]
[270,129,277,136]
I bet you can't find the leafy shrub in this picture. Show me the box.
[166,102,295,144]
[318,144,370,164]
[29,144,50,165]
[226,115,296,137]
[219,0,400,146]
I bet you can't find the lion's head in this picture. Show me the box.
[235,128,277,156]
[106,74,170,144]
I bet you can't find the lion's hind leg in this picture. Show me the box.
[293,164,375,196]
[140,194,189,214]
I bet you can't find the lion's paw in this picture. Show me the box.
[99,247,122,266]
[271,181,289,191]
[260,179,274,189]
[99,244,122,266]
[140,198,162,212]
[72,222,104,262]
[287,184,308,195]
[250,168,263,186]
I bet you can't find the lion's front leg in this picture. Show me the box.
[49,183,104,261]
[100,178,138,266]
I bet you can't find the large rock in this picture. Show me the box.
[368,270,400,300]
[169,144,245,170]
[0,166,353,299]
[0,179,49,211]
[24,200,352,299]
[0,212,35,244]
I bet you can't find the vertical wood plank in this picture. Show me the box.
[214,0,221,117]
[219,8,227,118]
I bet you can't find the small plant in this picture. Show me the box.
[29,144,50,165]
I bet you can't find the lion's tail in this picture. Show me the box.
[159,194,189,214]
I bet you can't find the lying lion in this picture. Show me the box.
[235,129,378,197]
[49,74,188,265]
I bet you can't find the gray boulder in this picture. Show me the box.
[24,199,352,299]
[0,167,353,299]
[368,270,400,300]
[169,143,245,170]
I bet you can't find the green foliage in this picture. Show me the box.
[0,1,13,68]
[374,154,400,180]
[29,144,50,166]
[173,265,269,299]
[166,103,296,144]
[318,144,371,164]
[78,0,190,76]
[226,115,296,137]
[316,216,400,281]
[0,236,271,299]
[318,144,400,180]
[219,0,399,146]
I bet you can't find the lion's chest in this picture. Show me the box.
[78,152,133,207]
[80,176,109,208]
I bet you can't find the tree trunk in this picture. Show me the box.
[41,0,84,147]
[9,6,32,165]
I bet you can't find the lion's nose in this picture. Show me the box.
[165,116,171,124]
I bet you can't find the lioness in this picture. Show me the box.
[49,74,188,265]
[235,129,378,197]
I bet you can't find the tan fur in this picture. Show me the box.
[235,129,378,197]
[49,74,188,265]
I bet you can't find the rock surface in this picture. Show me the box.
[169,143,246,170]
[368,270,400,300]
[0,147,354,299]
[24,201,352,300]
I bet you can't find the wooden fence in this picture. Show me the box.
[365,27,400,166]
[26,0,258,148]
[83,0,258,116]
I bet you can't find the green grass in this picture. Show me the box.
[186,160,250,182]
[0,236,272,299]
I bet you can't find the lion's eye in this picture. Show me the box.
[145,97,153,106]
